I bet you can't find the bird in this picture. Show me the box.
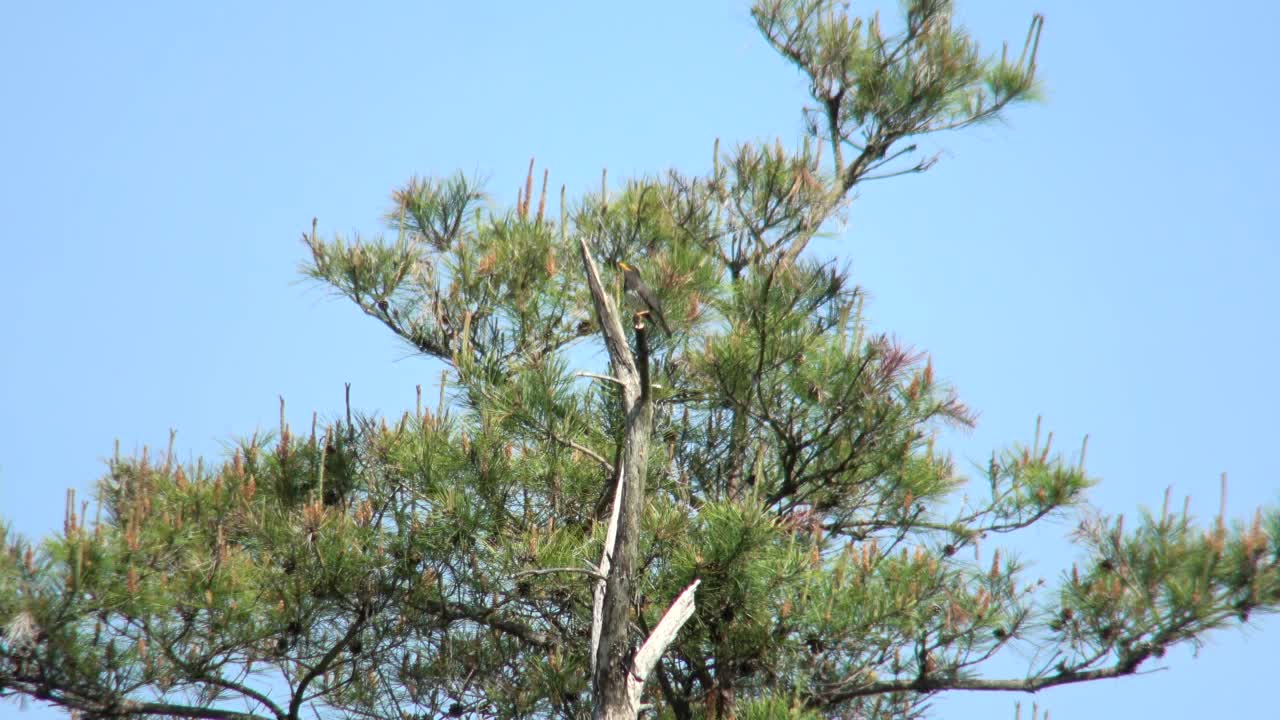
[617,260,672,335]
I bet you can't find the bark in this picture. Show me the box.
[578,232,699,720]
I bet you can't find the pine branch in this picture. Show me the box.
[810,660,1164,708]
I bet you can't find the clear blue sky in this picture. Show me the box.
[2,2,1277,718]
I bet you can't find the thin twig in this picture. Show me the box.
[513,566,607,581]
[549,432,614,474]
[575,371,625,386]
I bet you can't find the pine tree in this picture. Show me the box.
[3,2,1278,719]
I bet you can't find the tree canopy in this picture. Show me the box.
[3,2,1278,719]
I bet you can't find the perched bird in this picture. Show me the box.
[618,260,672,335]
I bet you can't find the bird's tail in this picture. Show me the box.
[650,306,673,336]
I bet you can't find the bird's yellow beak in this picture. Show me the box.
[617,261,632,271]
